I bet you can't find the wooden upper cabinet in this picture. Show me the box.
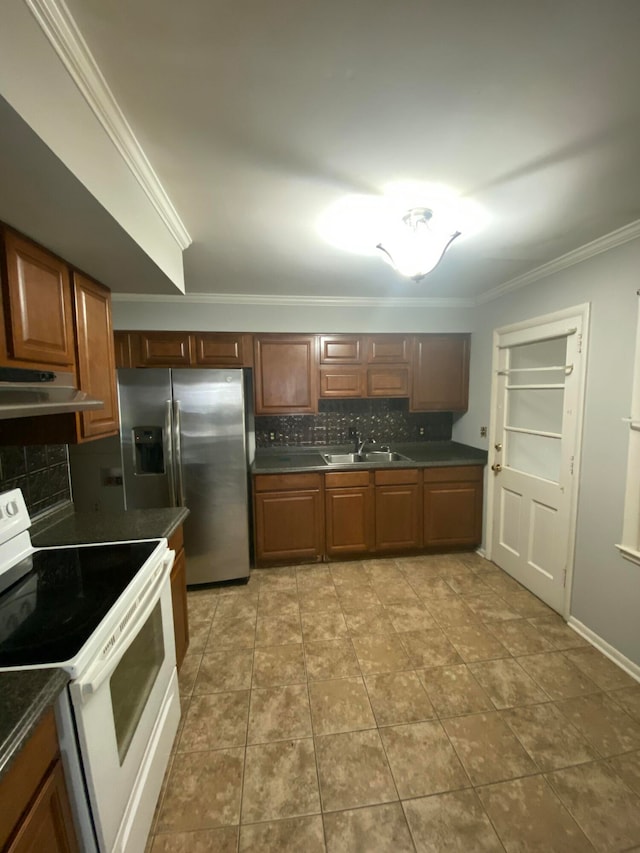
[194,332,252,367]
[254,334,318,414]
[73,272,119,440]
[319,366,365,398]
[319,335,363,363]
[113,331,134,368]
[2,231,75,368]
[367,335,412,364]
[367,366,410,397]
[411,334,470,412]
[115,331,253,368]
[138,331,193,366]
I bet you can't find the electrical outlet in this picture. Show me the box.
[418,426,425,436]
[269,431,275,441]
[480,426,487,438]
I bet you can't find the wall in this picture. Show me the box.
[111,297,474,335]
[459,238,640,667]
[0,444,71,516]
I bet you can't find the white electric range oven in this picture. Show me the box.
[0,489,180,853]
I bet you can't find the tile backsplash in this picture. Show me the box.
[255,398,453,447]
[0,444,71,516]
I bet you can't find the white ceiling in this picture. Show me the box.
[54,0,640,299]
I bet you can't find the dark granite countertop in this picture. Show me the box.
[252,441,487,474]
[31,506,190,547]
[0,668,69,780]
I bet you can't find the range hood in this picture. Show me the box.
[0,367,105,419]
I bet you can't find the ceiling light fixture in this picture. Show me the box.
[376,207,461,281]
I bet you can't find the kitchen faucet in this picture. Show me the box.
[354,433,375,455]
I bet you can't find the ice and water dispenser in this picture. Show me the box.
[132,426,165,474]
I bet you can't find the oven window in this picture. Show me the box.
[110,601,165,765]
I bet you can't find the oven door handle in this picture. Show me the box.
[75,549,175,704]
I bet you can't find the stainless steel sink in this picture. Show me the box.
[361,451,409,462]
[322,452,364,464]
[321,450,410,465]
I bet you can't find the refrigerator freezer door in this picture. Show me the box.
[118,369,175,509]
[172,370,251,584]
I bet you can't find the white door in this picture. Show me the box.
[488,306,589,615]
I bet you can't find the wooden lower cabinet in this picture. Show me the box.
[253,465,484,564]
[0,709,79,853]
[423,466,483,548]
[325,471,373,557]
[169,526,189,670]
[254,473,324,564]
[374,469,422,552]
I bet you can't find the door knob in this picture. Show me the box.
[491,463,502,473]
[494,443,502,451]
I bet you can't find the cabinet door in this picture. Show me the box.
[325,485,373,556]
[73,273,119,440]
[254,489,324,562]
[374,472,422,552]
[319,366,365,398]
[367,366,409,397]
[411,334,470,411]
[6,760,79,853]
[194,332,251,367]
[113,331,133,368]
[254,335,317,414]
[0,711,78,853]
[3,231,75,367]
[319,335,363,363]
[138,331,193,366]
[423,467,483,548]
[170,545,189,670]
[367,335,411,363]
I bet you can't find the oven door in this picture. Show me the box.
[68,556,180,853]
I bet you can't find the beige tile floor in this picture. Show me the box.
[147,553,640,852]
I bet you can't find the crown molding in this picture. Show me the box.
[111,291,475,308]
[25,0,191,250]
[477,218,640,304]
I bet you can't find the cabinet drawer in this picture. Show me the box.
[325,470,371,488]
[374,468,419,485]
[423,465,484,483]
[254,472,322,492]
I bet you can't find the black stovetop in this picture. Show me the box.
[0,541,158,666]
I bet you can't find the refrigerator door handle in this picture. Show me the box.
[165,400,177,506]
[173,399,187,506]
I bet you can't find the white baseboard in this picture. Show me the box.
[567,617,640,684]
[475,547,487,559]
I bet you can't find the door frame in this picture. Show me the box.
[484,303,590,619]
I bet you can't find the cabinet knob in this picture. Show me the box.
[491,463,502,473]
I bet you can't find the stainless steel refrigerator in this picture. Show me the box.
[117,368,253,585]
